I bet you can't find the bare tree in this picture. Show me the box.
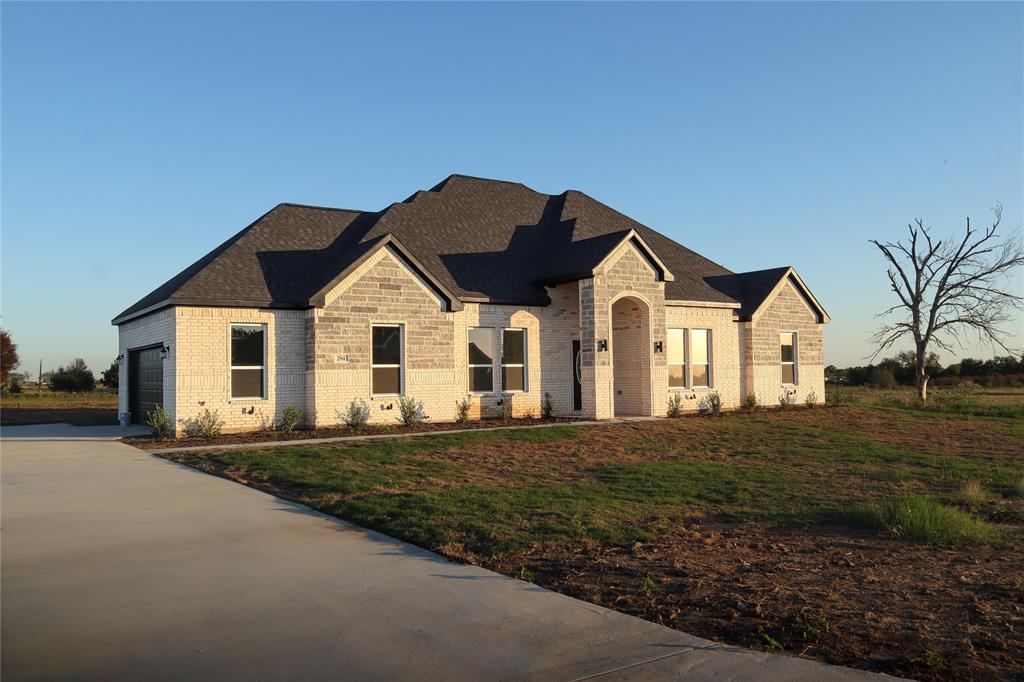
[870,203,1024,402]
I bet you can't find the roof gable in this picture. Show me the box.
[705,266,829,323]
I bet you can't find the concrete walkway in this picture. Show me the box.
[146,418,627,455]
[1,424,892,681]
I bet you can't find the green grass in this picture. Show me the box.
[840,495,1002,546]
[165,398,1024,556]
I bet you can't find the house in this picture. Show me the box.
[113,175,829,432]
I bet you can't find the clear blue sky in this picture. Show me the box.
[2,1,1022,377]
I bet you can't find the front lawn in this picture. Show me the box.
[160,398,1024,681]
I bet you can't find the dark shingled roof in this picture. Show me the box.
[114,175,796,324]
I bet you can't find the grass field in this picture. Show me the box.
[0,390,118,426]
[162,387,1024,680]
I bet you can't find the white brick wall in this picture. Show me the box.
[116,246,825,431]
[173,306,306,433]
[117,309,176,425]
[663,304,742,414]
[746,280,826,406]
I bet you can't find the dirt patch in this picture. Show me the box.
[488,522,1023,681]
[126,416,577,450]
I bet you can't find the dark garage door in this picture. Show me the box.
[129,347,163,423]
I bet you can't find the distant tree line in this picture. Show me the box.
[827,352,1024,389]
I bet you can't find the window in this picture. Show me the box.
[372,325,402,395]
[780,332,797,385]
[690,329,711,388]
[501,328,526,391]
[230,324,265,399]
[667,328,686,388]
[468,327,494,393]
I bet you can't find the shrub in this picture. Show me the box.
[145,405,174,440]
[455,395,471,424]
[183,409,223,441]
[804,390,818,408]
[337,399,369,429]
[397,395,425,425]
[8,377,21,394]
[778,392,795,409]
[940,381,981,407]
[666,392,685,418]
[50,358,95,392]
[101,361,119,390]
[841,495,1000,546]
[279,405,304,432]
[867,366,898,390]
[741,392,758,412]
[541,392,555,419]
[495,393,513,421]
[699,390,722,415]
[256,409,274,432]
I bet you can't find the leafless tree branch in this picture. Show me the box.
[869,202,1023,402]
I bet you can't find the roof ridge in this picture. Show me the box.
[565,189,734,275]
[430,173,542,194]
[279,202,368,214]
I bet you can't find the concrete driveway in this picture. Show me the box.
[1,424,888,681]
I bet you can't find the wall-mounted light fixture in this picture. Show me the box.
[596,339,608,352]
[115,353,124,363]
[160,343,170,360]
[653,341,664,353]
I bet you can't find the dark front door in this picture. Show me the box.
[572,340,582,411]
[129,346,163,423]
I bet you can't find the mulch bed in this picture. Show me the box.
[124,416,577,450]
[486,521,1023,681]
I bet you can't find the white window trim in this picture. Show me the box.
[500,327,528,393]
[468,326,495,395]
[667,327,688,390]
[371,324,404,397]
[229,323,267,401]
[690,328,712,390]
[781,331,798,386]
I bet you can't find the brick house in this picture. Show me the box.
[113,175,829,432]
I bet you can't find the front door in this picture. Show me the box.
[571,340,582,411]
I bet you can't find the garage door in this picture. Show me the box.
[129,347,163,424]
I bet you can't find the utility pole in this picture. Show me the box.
[39,359,43,395]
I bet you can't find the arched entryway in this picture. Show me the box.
[610,295,652,417]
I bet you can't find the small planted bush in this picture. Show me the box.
[455,395,471,424]
[279,405,304,432]
[397,395,425,426]
[666,392,685,418]
[804,390,818,408]
[699,390,722,416]
[742,392,758,412]
[778,392,795,409]
[495,393,513,421]
[145,405,174,440]
[184,408,223,442]
[842,495,1000,546]
[339,399,371,429]
[541,392,555,419]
